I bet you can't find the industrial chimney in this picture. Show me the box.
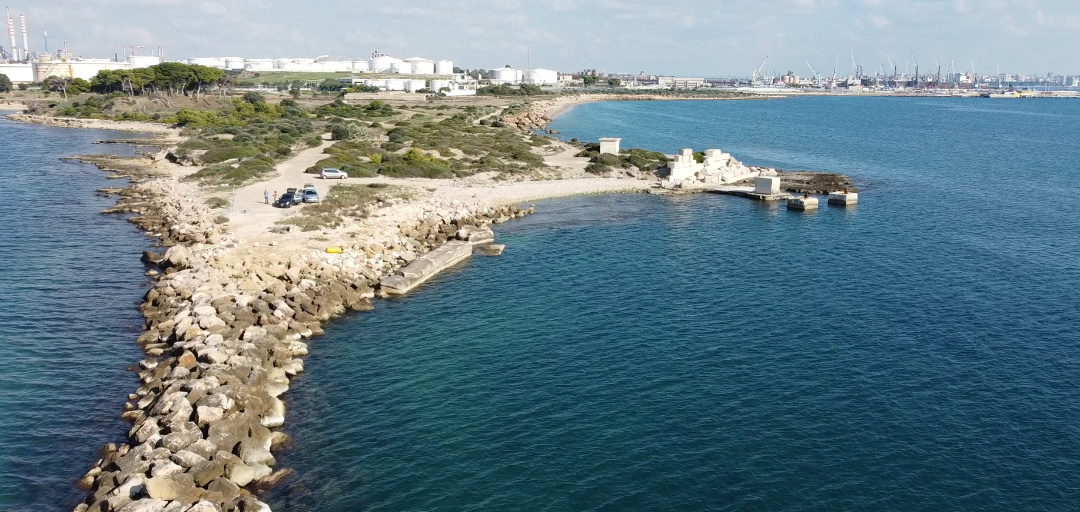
[5,7,16,61]
[19,13,27,59]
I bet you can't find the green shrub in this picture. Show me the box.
[585,163,612,175]
[200,144,260,164]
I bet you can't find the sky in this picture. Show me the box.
[13,0,1080,77]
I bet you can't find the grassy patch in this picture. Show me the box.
[280,184,416,231]
[184,156,277,187]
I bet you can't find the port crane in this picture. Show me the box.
[885,51,897,87]
[805,60,820,86]
[831,50,840,85]
[752,55,769,85]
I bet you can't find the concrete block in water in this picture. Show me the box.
[754,176,781,195]
[828,192,858,206]
[380,242,474,295]
[787,196,819,210]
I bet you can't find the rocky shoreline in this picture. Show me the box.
[66,144,533,512]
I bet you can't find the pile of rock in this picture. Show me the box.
[75,186,534,511]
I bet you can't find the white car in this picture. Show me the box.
[321,168,348,180]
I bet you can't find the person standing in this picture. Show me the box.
[264,189,269,204]
[272,191,278,203]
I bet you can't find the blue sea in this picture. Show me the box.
[2,96,1079,512]
[0,117,150,511]
[266,97,1080,511]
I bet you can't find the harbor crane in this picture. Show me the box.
[805,60,820,85]
[885,51,897,86]
[752,55,769,85]
[831,50,840,84]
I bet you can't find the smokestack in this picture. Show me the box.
[5,7,16,61]
[19,13,27,59]
[42,28,46,53]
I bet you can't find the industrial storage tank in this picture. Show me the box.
[274,58,293,70]
[190,57,226,69]
[128,56,162,69]
[429,79,452,92]
[390,62,412,75]
[404,58,435,75]
[369,55,399,73]
[435,60,454,75]
[352,60,370,73]
[244,59,274,71]
[384,79,405,91]
[404,79,427,92]
[492,67,522,84]
[223,58,246,71]
[526,68,559,85]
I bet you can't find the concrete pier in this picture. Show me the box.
[828,192,858,206]
[380,242,474,295]
[787,196,819,210]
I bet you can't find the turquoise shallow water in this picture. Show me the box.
[266,97,1080,511]
[0,117,150,511]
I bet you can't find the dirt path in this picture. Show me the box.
[223,134,336,240]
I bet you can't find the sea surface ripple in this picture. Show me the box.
[266,97,1080,511]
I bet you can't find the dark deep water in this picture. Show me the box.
[0,117,150,511]
[268,97,1080,511]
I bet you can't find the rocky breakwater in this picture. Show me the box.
[74,187,532,511]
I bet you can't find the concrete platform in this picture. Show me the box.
[828,192,858,206]
[380,241,474,295]
[787,196,819,210]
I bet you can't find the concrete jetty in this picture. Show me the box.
[828,192,858,206]
[787,196,819,210]
[380,242,474,295]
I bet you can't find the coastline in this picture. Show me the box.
[11,109,656,511]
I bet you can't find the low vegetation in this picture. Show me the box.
[280,184,416,231]
[576,143,668,174]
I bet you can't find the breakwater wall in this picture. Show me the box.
[74,162,532,511]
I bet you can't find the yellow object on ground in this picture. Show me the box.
[326,247,342,254]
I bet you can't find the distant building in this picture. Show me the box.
[657,77,706,89]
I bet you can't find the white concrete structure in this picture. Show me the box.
[0,62,33,83]
[827,192,858,206]
[754,177,781,196]
[405,57,434,75]
[384,79,405,91]
[787,196,819,210]
[599,138,621,155]
[404,79,427,92]
[667,147,759,185]
[435,60,454,75]
[526,68,559,85]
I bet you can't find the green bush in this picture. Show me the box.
[200,144,260,164]
[585,163,612,175]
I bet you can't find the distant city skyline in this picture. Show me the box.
[15,0,1080,76]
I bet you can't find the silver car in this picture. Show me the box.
[320,168,348,179]
[302,189,320,203]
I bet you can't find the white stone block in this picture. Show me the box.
[754,176,781,195]
[828,192,858,205]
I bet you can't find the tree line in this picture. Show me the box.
[87,62,227,98]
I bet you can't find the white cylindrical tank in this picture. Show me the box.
[429,80,452,92]
[405,58,435,75]
[369,55,397,73]
[526,68,559,85]
[404,79,427,92]
[274,58,293,70]
[384,79,405,91]
[390,61,412,74]
[435,60,454,75]
[128,56,162,69]
[493,67,521,83]
[223,57,245,71]
[244,59,274,71]
[352,60,370,73]
[190,57,226,68]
